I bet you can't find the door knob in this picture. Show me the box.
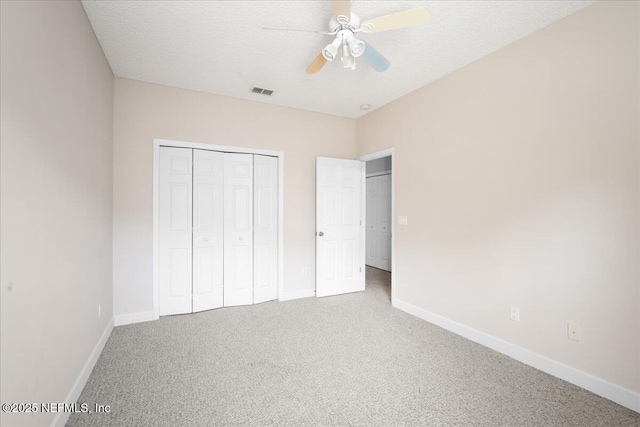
[318,232,324,237]
[239,236,244,241]
[204,237,210,242]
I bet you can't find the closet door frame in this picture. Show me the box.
[152,139,284,321]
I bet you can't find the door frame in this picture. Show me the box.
[152,138,284,320]
[357,148,396,304]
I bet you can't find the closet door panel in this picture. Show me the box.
[192,149,224,312]
[224,153,254,306]
[366,176,378,267]
[378,174,392,271]
[253,155,278,304]
[159,147,193,315]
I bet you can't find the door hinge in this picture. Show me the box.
[360,267,362,273]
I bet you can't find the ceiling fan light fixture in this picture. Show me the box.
[341,45,355,70]
[322,37,343,61]
[346,33,365,57]
[322,44,337,61]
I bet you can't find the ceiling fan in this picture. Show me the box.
[263,0,430,74]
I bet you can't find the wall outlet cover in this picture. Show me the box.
[567,322,581,342]
[398,216,408,225]
[510,306,520,322]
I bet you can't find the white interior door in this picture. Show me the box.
[159,147,193,315]
[253,155,278,304]
[192,149,224,312]
[316,157,365,297]
[224,153,254,306]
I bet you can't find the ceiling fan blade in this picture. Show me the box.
[262,27,333,35]
[361,8,430,33]
[362,42,390,72]
[306,53,328,74]
[332,0,351,23]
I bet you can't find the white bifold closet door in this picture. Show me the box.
[159,147,278,315]
[366,176,377,268]
[158,147,193,316]
[365,174,391,271]
[159,148,225,315]
[192,149,224,312]
[223,153,254,306]
[253,155,278,303]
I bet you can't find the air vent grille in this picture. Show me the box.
[250,87,274,96]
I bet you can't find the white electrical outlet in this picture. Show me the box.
[510,306,520,322]
[398,216,408,225]
[567,322,581,341]
[98,303,102,318]
[302,267,308,278]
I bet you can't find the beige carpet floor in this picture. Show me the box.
[68,267,639,426]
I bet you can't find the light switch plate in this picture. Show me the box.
[398,216,408,225]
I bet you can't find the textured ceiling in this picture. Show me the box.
[82,1,592,118]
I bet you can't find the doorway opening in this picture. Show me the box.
[358,149,394,304]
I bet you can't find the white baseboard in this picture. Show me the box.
[392,297,640,414]
[279,288,316,301]
[114,310,156,326]
[52,317,114,427]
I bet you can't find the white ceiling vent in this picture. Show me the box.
[250,87,274,96]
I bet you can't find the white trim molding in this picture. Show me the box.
[114,311,156,327]
[53,318,114,427]
[152,138,285,322]
[392,298,640,413]
[279,288,316,301]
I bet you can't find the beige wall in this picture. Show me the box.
[358,1,639,393]
[113,78,356,316]
[0,1,114,426]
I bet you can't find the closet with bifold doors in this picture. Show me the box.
[158,146,278,316]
